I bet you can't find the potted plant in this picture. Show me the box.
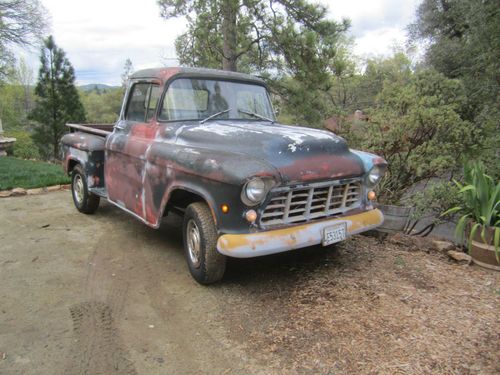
[444,162,500,270]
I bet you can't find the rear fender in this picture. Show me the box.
[61,133,106,188]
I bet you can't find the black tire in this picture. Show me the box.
[183,202,226,284]
[71,164,100,214]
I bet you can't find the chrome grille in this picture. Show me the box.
[260,180,362,226]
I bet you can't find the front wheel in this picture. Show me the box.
[183,202,226,284]
[71,165,100,214]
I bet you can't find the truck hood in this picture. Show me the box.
[176,121,365,184]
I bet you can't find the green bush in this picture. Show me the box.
[359,69,473,204]
[4,130,40,159]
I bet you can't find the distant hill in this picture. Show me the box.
[78,84,120,92]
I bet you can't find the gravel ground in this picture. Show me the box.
[0,191,498,374]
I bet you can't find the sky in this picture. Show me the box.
[18,0,422,86]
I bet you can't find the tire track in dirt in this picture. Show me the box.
[66,237,137,374]
[68,301,137,375]
[64,206,266,374]
[101,214,263,373]
[122,225,238,372]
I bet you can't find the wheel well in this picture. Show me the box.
[67,159,79,174]
[165,188,206,216]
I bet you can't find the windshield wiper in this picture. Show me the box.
[199,109,230,124]
[238,109,274,123]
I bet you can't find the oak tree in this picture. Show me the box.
[0,0,48,80]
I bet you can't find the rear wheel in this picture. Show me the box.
[71,165,100,214]
[183,202,226,284]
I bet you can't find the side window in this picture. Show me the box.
[125,83,160,122]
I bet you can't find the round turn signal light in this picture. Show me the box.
[367,190,377,201]
[245,209,257,223]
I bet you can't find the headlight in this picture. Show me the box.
[242,178,267,206]
[366,165,385,187]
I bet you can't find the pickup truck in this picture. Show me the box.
[61,67,386,284]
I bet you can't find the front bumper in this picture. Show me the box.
[216,208,384,258]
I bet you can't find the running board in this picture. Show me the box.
[89,187,107,198]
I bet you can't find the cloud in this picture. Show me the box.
[321,0,420,57]
[35,0,186,85]
[323,0,420,35]
[18,0,420,85]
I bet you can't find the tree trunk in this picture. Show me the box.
[221,0,238,71]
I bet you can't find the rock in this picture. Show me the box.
[27,188,44,195]
[387,232,432,252]
[447,250,472,263]
[412,236,433,252]
[433,240,455,252]
[388,232,411,246]
[46,185,61,192]
[10,188,27,196]
[0,190,12,198]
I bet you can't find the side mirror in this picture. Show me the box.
[114,120,127,130]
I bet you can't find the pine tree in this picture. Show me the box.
[30,35,85,159]
[158,0,351,126]
[158,0,349,74]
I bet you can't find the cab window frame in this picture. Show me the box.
[124,81,161,123]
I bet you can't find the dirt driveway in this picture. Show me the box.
[0,191,498,374]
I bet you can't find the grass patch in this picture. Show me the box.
[0,157,70,190]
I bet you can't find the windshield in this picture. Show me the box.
[159,78,275,122]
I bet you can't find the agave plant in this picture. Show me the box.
[443,162,500,260]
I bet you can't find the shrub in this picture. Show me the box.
[360,69,474,204]
[4,130,40,159]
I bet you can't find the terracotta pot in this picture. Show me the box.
[469,225,500,271]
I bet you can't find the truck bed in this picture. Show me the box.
[66,123,114,137]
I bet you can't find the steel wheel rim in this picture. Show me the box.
[74,174,84,204]
[187,219,201,268]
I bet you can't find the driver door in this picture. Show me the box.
[105,81,160,219]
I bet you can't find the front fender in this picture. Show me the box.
[350,149,387,173]
[142,142,279,231]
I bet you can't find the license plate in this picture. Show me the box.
[322,223,347,246]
